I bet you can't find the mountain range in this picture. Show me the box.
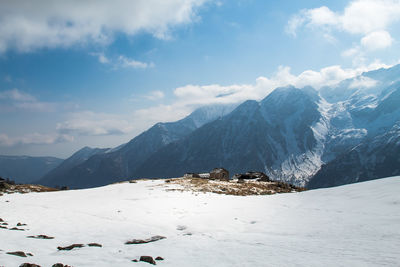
[37,104,236,188]
[8,64,399,189]
[0,155,62,184]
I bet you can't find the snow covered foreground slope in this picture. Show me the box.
[1,177,400,266]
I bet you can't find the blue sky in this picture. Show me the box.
[1,0,400,158]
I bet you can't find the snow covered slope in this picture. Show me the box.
[1,176,399,266]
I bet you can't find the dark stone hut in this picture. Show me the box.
[209,168,229,181]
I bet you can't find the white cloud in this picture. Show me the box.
[90,53,153,69]
[0,88,55,112]
[307,6,339,26]
[57,111,134,136]
[0,88,35,102]
[342,47,360,57]
[145,90,165,100]
[289,0,400,35]
[285,13,306,37]
[117,55,153,69]
[0,0,207,53]
[287,0,400,59]
[134,62,392,127]
[90,52,110,64]
[340,0,400,34]
[0,132,73,147]
[361,30,393,50]
[349,76,378,88]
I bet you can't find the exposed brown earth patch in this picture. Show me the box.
[162,178,306,196]
[0,182,58,195]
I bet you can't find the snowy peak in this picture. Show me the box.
[132,86,327,186]
[182,103,238,128]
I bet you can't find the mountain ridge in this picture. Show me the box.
[36,64,400,189]
[0,155,63,184]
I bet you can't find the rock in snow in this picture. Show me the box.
[125,235,166,245]
[139,256,157,265]
[27,234,54,239]
[19,263,41,267]
[6,251,29,257]
[57,244,84,251]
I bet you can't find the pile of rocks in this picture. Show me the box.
[232,171,271,182]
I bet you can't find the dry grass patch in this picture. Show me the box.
[162,178,306,196]
[0,183,58,195]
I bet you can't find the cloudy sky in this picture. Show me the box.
[1,0,400,158]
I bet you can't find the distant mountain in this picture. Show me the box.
[38,104,236,188]
[37,64,400,189]
[0,155,63,184]
[38,146,110,187]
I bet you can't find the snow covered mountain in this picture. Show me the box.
[38,64,400,189]
[1,176,399,266]
[308,121,400,188]
[39,104,236,189]
[134,86,324,185]
[0,155,63,184]
[310,68,400,187]
[133,64,400,187]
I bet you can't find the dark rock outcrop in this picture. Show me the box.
[27,234,54,239]
[52,264,73,267]
[140,256,156,265]
[209,168,229,180]
[87,243,102,247]
[125,235,166,245]
[233,171,270,182]
[19,263,41,267]
[57,244,84,250]
[9,227,25,231]
[7,251,29,257]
